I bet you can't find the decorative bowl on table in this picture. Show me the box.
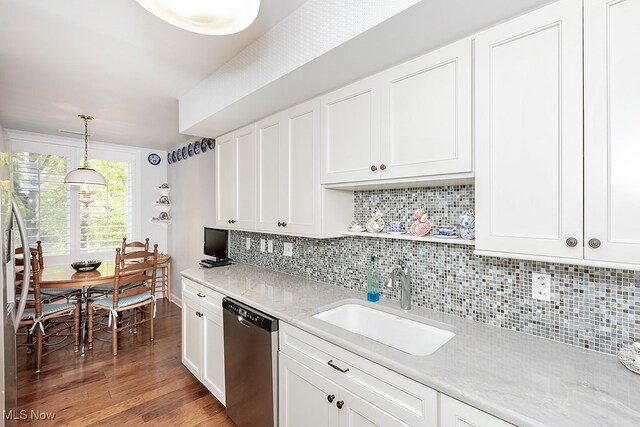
[71,260,101,272]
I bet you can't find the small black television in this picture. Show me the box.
[203,228,229,260]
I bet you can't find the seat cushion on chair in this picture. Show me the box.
[90,283,114,292]
[41,288,77,297]
[22,303,76,320]
[92,291,153,311]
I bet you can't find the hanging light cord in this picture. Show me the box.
[78,114,94,169]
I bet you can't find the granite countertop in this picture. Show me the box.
[182,264,640,427]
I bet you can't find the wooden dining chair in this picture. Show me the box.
[88,244,158,356]
[89,238,152,296]
[121,237,149,254]
[17,252,81,373]
[15,241,79,304]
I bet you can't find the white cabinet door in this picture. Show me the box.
[440,395,513,427]
[380,39,472,179]
[338,388,409,427]
[201,306,225,405]
[215,132,235,228]
[282,100,320,235]
[279,353,339,427]
[475,0,584,259]
[584,0,640,265]
[233,125,255,230]
[181,298,202,378]
[255,115,282,231]
[321,77,381,184]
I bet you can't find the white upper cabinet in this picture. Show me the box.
[379,39,472,180]
[256,99,321,235]
[475,0,584,259]
[321,39,472,186]
[321,78,381,184]
[215,125,256,229]
[584,0,640,265]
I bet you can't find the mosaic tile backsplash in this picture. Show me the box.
[229,185,638,356]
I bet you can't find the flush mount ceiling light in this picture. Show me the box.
[64,115,106,188]
[135,0,261,35]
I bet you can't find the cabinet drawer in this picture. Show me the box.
[280,322,438,426]
[182,278,224,316]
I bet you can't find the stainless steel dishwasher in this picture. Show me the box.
[223,297,278,427]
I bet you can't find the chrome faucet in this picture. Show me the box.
[385,260,411,310]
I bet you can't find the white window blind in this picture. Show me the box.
[12,152,70,256]
[79,159,132,253]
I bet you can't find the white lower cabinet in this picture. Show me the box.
[440,395,513,427]
[279,322,437,427]
[181,278,225,405]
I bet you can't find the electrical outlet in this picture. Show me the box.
[267,240,274,253]
[260,239,266,252]
[283,242,293,257]
[532,273,551,301]
[245,238,251,250]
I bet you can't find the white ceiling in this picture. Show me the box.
[0,0,307,150]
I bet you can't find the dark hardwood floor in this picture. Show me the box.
[17,300,235,426]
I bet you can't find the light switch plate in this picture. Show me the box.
[283,242,293,257]
[245,238,251,250]
[532,273,551,301]
[267,240,274,253]
[260,239,266,252]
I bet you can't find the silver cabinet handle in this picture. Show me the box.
[370,165,377,172]
[237,316,252,328]
[588,238,601,249]
[565,237,578,247]
[327,360,349,373]
[197,292,206,298]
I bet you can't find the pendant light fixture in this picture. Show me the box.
[64,115,106,189]
[135,0,261,35]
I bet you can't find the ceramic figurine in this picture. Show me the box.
[365,209,385,233]
[410,206,431,237]
[349,220,365,232]
[459,227,475,240]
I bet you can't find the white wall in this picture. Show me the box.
[167,148,216,305]
[7,130,168,260]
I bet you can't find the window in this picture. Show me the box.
[12,152,70,255]
[79,159,132,253]
[11,147,136,261]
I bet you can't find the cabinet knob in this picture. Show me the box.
[370,165,377,172]
[336,400,344,409]
[277,222,282,227]
[565,237,578,247]
[380,164,386,171]
[231,220,236,224]
[281,222,287,227]
[196,293,206,298]
[327,394,335,403]
[228,220,232,224]
[588,238,601,249]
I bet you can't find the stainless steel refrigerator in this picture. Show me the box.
[0,130,30,427]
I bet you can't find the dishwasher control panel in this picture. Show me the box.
[223,297,278,332]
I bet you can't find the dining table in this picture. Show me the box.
[38,261,135,355]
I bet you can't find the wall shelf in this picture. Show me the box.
[341,231,475,246]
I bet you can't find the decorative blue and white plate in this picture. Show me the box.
[201,139,208,153]
[167,153,172,164]
[176,149,182,160]
[181,146,187,159]
[148,153,161,165]
[207,138,216,150]
[194,141,201,155]
[172,151,177,162]
[188,143,194,157]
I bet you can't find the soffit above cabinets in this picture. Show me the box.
[179,0,558,139]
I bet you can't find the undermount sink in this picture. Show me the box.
[313,303,455,356]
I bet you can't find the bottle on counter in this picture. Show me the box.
[366,254,380,302]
